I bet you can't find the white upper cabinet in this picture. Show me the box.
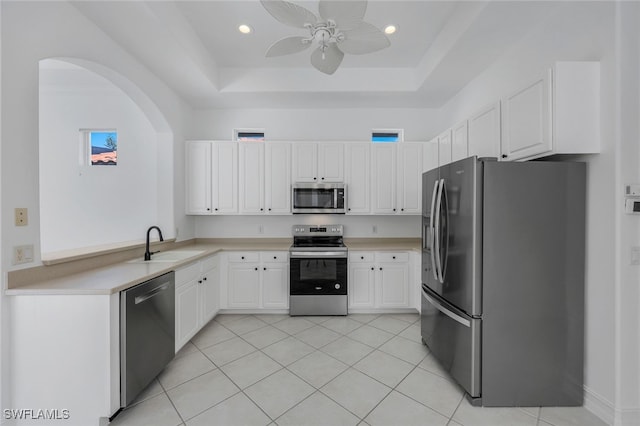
[212,142,239,214]
[265,142,292,214]
[240,142,291,215]
[468,102,501,159]
[502,61,600,161]
[345,143,370,214]
[292,142,344,183]
[186,141,212,214]
[371,143,397,214]
[186,141,237,215]
[423,139,439,173]
[452,121,469,162]
[437,129,452,166]
[318,143,345,182]
[239,142,265,214]
[292,143,318,182]
[397,143,422,214]
[501,71,552,161]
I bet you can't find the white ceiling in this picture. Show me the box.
[70,1,559,109]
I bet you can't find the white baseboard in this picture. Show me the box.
[613,407,640,426]
[584,385,615,425]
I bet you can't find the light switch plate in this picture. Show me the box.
[631,247,640,266]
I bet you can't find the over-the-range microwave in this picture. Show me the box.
[292,183,346,214]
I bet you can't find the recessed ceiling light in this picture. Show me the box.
[238,24,252,34]
[384,25,397,35]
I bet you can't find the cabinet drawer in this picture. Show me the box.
[349,252,375,263]
[175,262,201,288]
[262,251,289,263]
[377,252,410,263]
[200,255,218,271]
[227,252,260,263]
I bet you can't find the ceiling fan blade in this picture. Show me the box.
[260,0,317,29]
[310,44,344,75]
[319,0,367,30]
[339,22,390,55]
[266,36,311,57]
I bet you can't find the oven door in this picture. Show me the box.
[290,253,347,295]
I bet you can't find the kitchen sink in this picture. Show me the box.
[128,249,206,264]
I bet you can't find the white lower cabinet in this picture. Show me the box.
[175,255,220,351]
[223,251,289,310]
[348,251,412,311]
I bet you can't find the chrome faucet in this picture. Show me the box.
[144,226,164,261]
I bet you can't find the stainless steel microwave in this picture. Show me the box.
[292,183,346,214]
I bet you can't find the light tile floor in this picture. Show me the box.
[110,313,608,426]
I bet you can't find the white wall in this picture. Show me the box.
[437,2,636,424]
[189,108,442,142]
[195,215,421,239]
[39,61,160,255]
[0,0,193,418]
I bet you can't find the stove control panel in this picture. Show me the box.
[292,224,343,236]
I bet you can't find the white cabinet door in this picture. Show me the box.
[398,143,422,214]
[186,141,212,214]
[265,142,291,214]
[378,263,409,308]
[239,143,265,214]
[262,264,288,309]
[468,102,501,159]
[212,142,238,213]
[345,143,370,214]
[371,144,397,214]
[501,71,552,161]
[292,143,318,182]
[175,280,200,350]
[422,139,439,173]
[318,143,344,182]
[228,264,260,308]
[452,121,469,162]
[349,263,375,308]
[438,129,452,166]
[200,261,220,325]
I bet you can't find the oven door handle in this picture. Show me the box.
[289,251,348,259]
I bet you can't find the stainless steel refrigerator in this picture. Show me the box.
[420,156,585,407]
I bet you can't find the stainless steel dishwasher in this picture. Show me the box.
[120,271,175,407]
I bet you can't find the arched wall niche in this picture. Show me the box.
[38,57,174,259]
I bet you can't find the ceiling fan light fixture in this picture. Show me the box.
[384,25,396,35]
[238,24,253,34]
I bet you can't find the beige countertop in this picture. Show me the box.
[6,238,419,296]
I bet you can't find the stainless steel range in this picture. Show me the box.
[289,225,348,316]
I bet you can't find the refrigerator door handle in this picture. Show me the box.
[440,179,449,283]
[434,178,445,283]
[422,287,471,327]
[429,179,440,281]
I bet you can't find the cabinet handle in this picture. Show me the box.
[206,208,210,211]
[379,267,383,271]
[371,267,374,270]
[263,267,267,271]
[313,177,317,180]
[215,208,218,211]
[273,256,277,260]
[203,277,207,281]
[392,256,396,259]
[502,154,508,159]
[348,208,351,211]
[321,177,325,180]
[241,256,245,260]
[268,208,272,211]
[255,267,258,271]
[393,208,396,212]
[198,280,202,284]
[401,208,404,212]
[360,256,364,260]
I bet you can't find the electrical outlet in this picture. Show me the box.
[15,208,28,226]
[631,247,640,266]
[372,225,378,234]
[13,245,34,265]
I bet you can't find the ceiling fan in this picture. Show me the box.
[260,0,390,75]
